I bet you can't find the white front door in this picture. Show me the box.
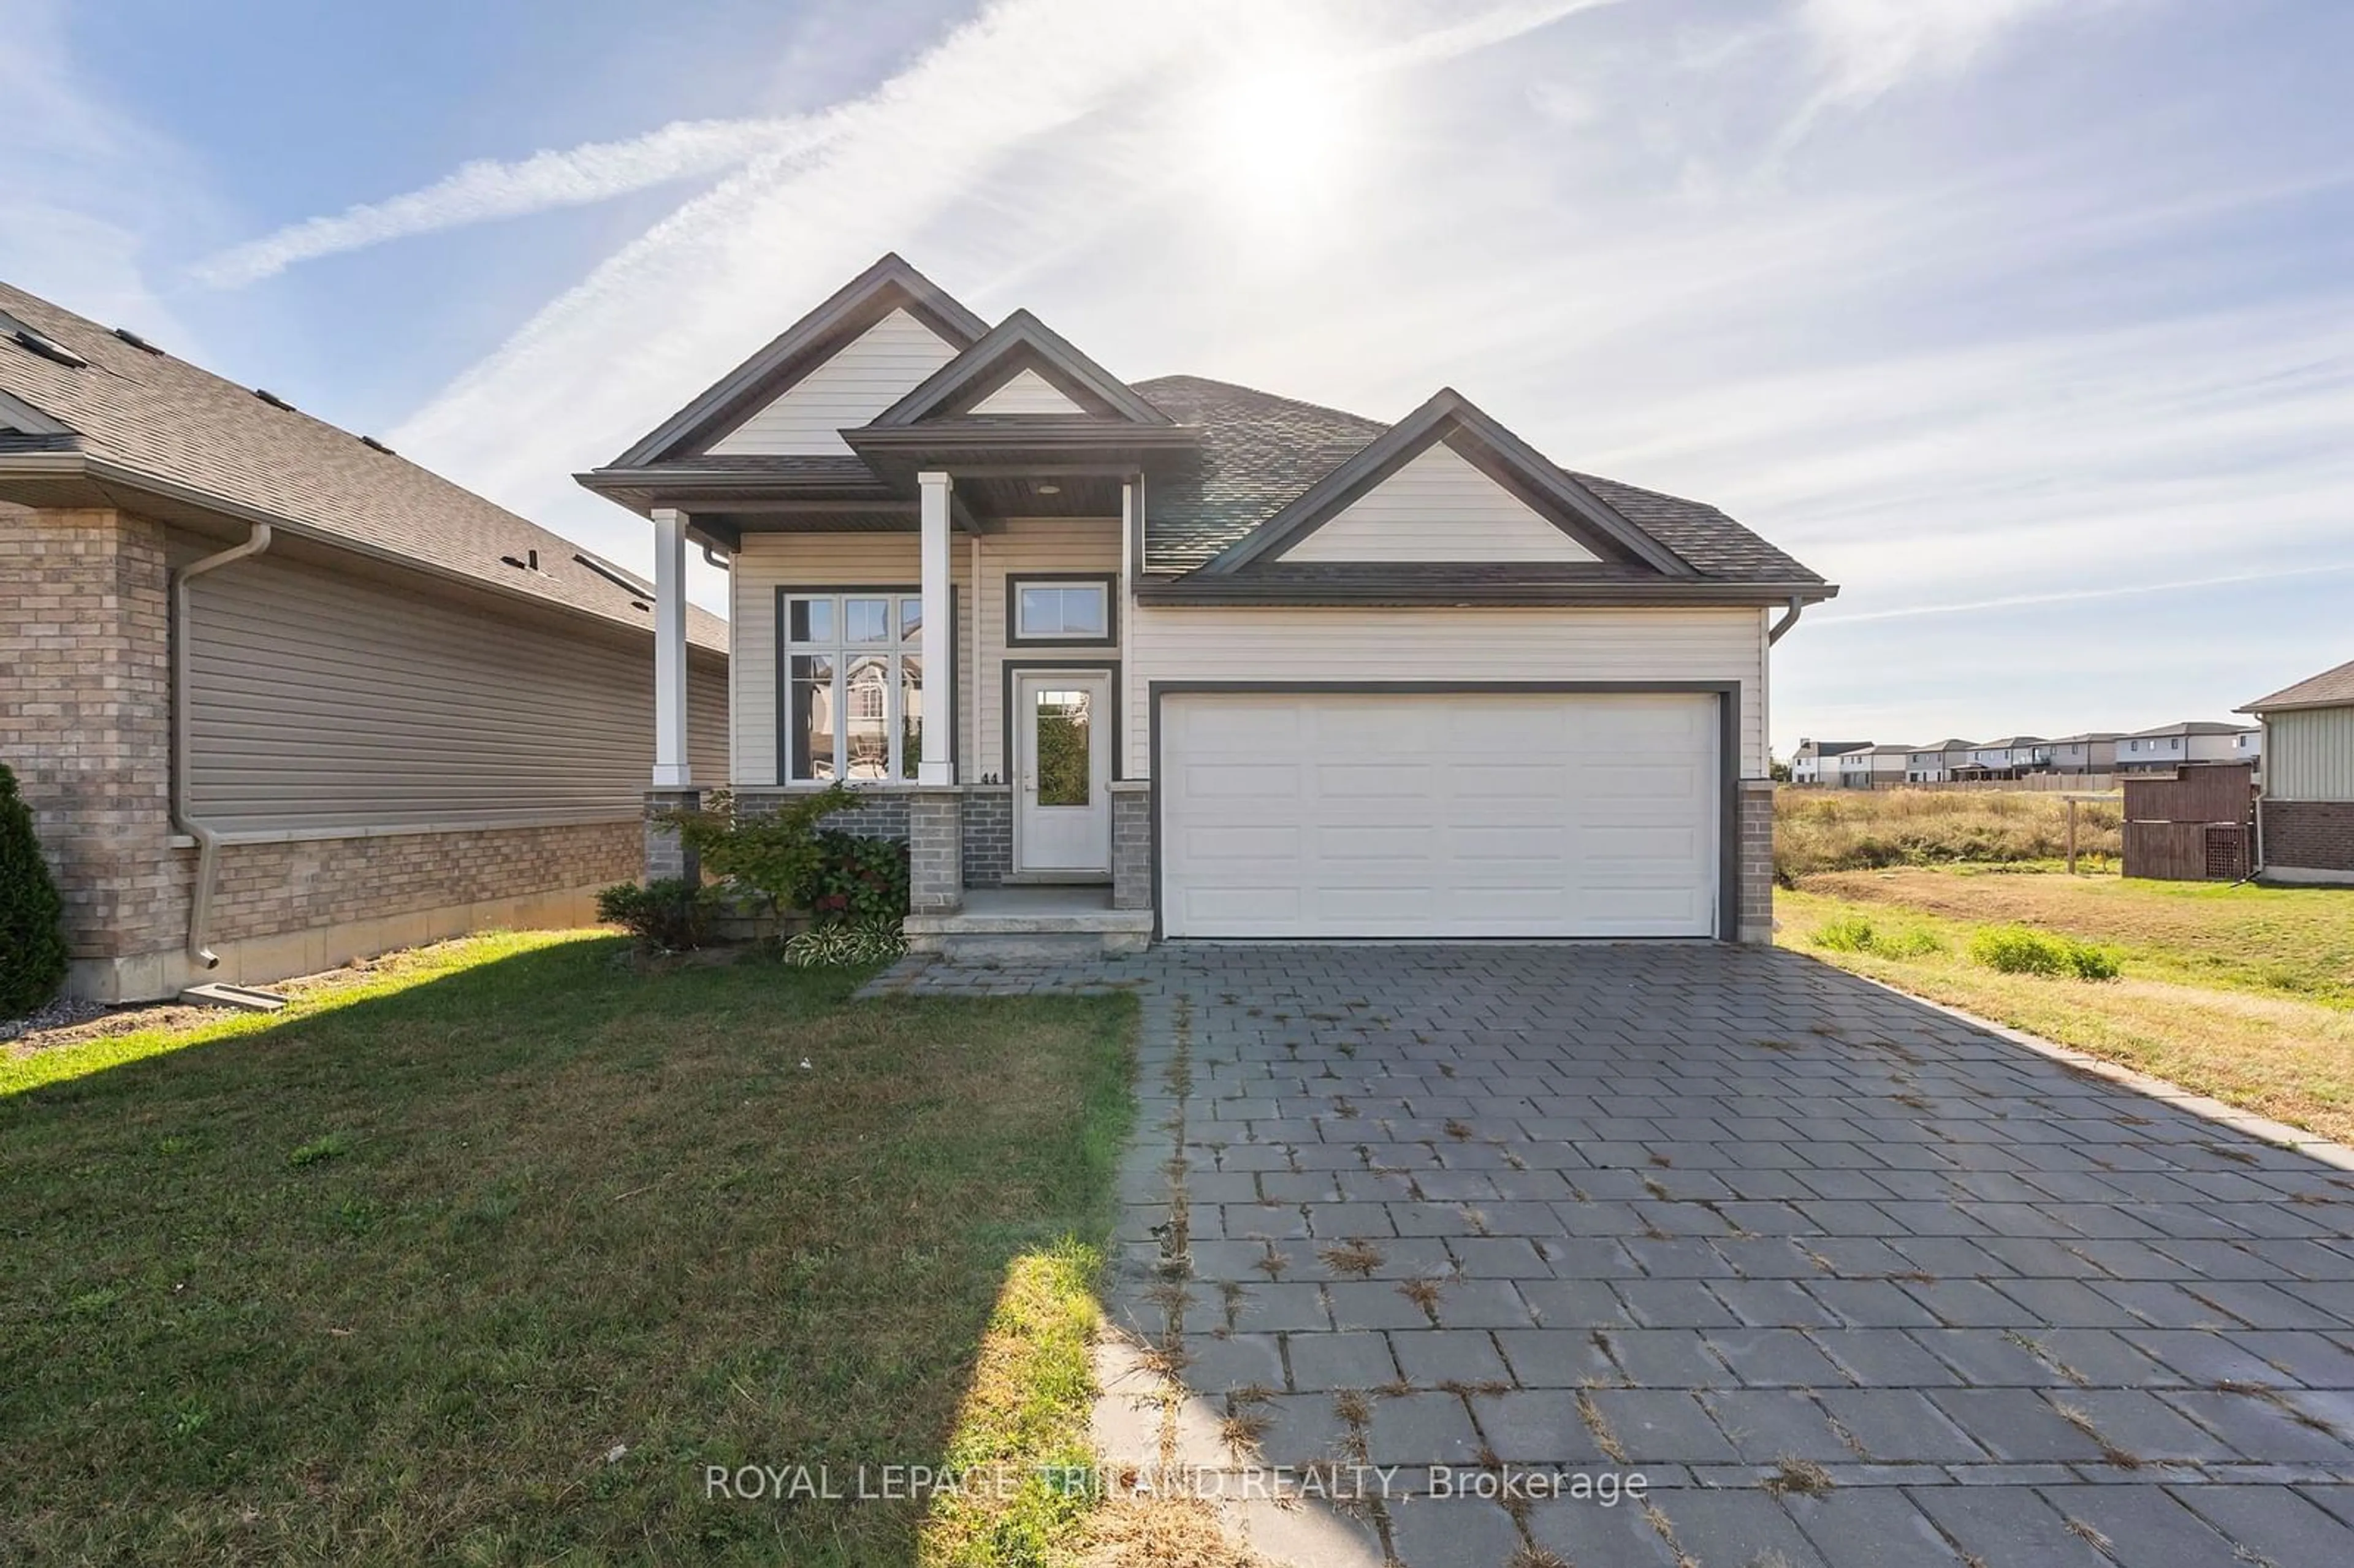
[1015,671,1113,875]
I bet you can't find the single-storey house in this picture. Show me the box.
[2240,658,2354,883]
[582,254,1834,946]
[0,281,728,1000]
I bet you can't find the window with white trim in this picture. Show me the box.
[783,590,924,780]
[1012,577,1110,642]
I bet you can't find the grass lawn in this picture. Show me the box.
[1,931,1135,1566]
[1780,869,2354,1141]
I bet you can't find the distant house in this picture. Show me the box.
[1909,740,1966,783]
[2119,721,2261,773]
[1791,739,1870,785]
[1954,737,2049,780]
[2049,732,2122,774]
[1,280,729,1000]
[2239,660,2354,884]
[1859,744,1914,785]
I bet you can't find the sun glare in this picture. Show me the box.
[1198,67,1356,208]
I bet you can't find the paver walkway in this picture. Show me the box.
[872,943,2354,1566]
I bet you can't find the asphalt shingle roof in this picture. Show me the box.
[1131,374,1826,587]
[2242,658,2354,714]
[0,280,724,652]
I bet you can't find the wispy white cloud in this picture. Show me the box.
[1811,560,2354,628]
[1795,0,2071,112]
[191,116,842,287]
[388,0,1613,542]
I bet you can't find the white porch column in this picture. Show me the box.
[650,505,692,787]
[917,471,956,785]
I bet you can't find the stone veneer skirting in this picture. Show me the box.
[960,787,1011,889]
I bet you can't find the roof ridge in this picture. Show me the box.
[1132,373,1388,433]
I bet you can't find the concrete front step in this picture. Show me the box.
[902,899,1153,957]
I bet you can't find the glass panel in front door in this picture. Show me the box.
[1032,689,1091,806]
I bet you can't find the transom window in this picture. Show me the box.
[1013,577,1110,642]
[783,590,923,781]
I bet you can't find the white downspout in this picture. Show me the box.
[172,522,273,968]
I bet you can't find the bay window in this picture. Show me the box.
[783,589,924,780]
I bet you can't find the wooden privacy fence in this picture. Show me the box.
[2122,763,2256,881]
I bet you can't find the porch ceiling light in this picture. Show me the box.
[1036,482,1061,495]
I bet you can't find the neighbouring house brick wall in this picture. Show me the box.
[961,786,1011,888]
[2262,799,2354,876]
[3,505,699,1000]
[1739,778,1775,943]
[0,506,184,961]
[208,820,638,944]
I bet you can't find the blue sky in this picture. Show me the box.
[8,0,2350,753]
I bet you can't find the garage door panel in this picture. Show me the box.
[1161,691,1718,939]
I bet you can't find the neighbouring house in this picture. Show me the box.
[0,281,728,1001]
[1908,740,1966,783]
[2050,731,2122,774]
[581,254,1835,945]
[2239,658,2354,883]
[1952,736,2051,780]
[1790,738,1869,784]
[1859,744,1914,786]
[2118,720,2261,773]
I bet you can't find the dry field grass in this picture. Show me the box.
[1776,786,2122,880]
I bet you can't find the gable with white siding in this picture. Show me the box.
[968,367,1087,416]
[708,308,960,456]
[1275,442,1598,563]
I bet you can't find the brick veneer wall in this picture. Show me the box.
[209,820,637,943]
[1738,778,1775,944]
[1,506,184,961]
[961,787,1011,888]
[2262,799,2354,876]
[6,506,663,1000]
[1111,783,1152,912]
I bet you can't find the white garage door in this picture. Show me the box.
[1160,690,1720,938]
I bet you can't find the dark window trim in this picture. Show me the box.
[1145,680,1742,943]
[1005,571,1119,649]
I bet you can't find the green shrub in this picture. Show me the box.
[782,918,908,968]
[665,786,910,926]
[1810,915,1877,953]
[1968,923,2120,980]
[0,761,69,1017]
[804,830,910,926]
[596,878,714,953]
[1810,914,1943,959]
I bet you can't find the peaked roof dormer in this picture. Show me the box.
[864,309,1175,428]
[611,253,989,466]
[1202,388,1694,578]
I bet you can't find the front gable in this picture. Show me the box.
[1276,441,1599,564]
[707,308,959,456]
[1206,389,1693,577]
[868,310,1173,428]
[608,253,986,467]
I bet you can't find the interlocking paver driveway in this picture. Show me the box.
[878,943,2354,1566]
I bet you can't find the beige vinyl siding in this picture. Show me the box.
[729,532,975,786]
[2267,707,2354,800]
[185,550,726,831]
[1127,604,1770,778]
[707,309,959,456]
[969,368,1085,415]
[1279,443,1598,563]
[975,518,1122,780]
